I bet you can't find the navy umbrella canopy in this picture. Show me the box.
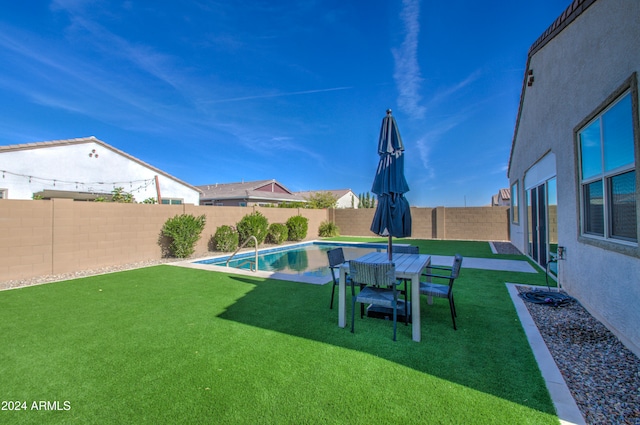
[370,109,412,260]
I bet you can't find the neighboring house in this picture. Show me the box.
[198,179,306,207]
[0,136,201,204]
[295,189,360,208]
[508,0,640,355]
[491,188,511,206]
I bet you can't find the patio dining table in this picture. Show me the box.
[339,251,431,342]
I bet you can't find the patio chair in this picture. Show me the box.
[419,254,463,330]
[350,260,401,341]
[390,245,419,323]
[327,248,351,310]
[391,245,419,254]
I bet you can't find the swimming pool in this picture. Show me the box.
[191,241,388,284]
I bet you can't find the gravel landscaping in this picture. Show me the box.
[492,241,639,424]
[518,287,640,424]
[0,258,179,291]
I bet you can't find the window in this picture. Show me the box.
[161,198,183,205]
[511,181,519,224]
[0,189,7,199]
[578,90,637,244]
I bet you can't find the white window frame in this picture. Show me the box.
[511,181,519,224]
[161,198,183,205]
[576,76,639,251]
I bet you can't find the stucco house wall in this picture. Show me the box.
[294,189,360,209]
[335,191,359,209]
[508,0,640,355]
[0,137,201,204]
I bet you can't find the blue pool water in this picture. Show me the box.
[194,241,385,278]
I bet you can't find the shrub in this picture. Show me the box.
[213,225,239,252]
[278,201,306,208]
[161,214,206,258]
[236,211,269,246]
[318,220,340,237]
[286,215,308,241]
[267,223,288,245]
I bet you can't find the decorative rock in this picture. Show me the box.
[518,286,640,424]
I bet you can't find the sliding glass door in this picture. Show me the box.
[527,177,557,273]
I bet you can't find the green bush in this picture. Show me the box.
[318,220,340,237]
[236,211,269,247]
[213,225,239,252]
[161,214,206,258]
[286,215,308,241]
[266,223,288,245]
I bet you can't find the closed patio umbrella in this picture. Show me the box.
[370,109,412,260]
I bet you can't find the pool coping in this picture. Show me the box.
[170,240,393,285]
[170,240,538,283]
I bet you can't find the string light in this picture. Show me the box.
[0,169,155,194]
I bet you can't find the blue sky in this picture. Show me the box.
[0,0,570,206]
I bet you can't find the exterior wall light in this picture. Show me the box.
[527,69,534,87]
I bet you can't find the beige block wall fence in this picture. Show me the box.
[333,206,509,241]
[0,200,509,282]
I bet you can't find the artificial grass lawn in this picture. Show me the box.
[0,240,559,424]
[329,236,531,261]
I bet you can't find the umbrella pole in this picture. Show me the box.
[388,235,392,261]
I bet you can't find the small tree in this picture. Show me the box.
[359,192,375,208]
[286,215,308,241]
[236,211,269,246]
[161,214,206,258]
[304,192,338,209]
[112,187,134,203]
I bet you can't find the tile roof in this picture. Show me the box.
[294,189,353,199]
[0,136,201,192]
[508,0,599,177]
[528,0,598,57]
[197,179,305,202]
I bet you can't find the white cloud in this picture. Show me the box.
[414,135,434,180]
[392,0,425,120]
[203,86,353,104]
[425,70,482,110]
